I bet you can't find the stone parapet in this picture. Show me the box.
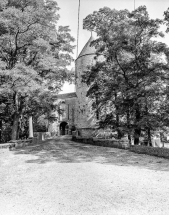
[72,136,129,149]
[76,127,96,137]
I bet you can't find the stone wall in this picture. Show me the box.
[63,97,77,127]
[48,95,77,134]
[75,36,96,129]
[72,136,129,149]
[77,128,96,137]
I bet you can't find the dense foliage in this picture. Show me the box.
[0,0,75,141]
[83,6,169,145]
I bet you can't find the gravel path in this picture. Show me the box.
[0,136,169,215]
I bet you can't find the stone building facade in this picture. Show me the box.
[48,35,97,137]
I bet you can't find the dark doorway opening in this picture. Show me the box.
[60,121,68,135]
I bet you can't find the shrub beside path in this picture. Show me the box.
[0,136,169,215]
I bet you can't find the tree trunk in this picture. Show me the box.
[0,120,2,143]
[116,114,122,139]
[126,108,131,146]
[115,92,122,139]
[134,104,141,145]
[134,128,141,145]
[11,114,20,140]
[147,127,152,146]
[128,133,131,145]
[145,97,152,146]
[11,92,21,140]
[94,93,100,120]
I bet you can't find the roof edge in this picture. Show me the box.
[57,92,77,99]
[76,35,96,61]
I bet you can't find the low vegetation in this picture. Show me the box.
[130,145,169,159]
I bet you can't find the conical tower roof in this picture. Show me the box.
[76,34,96,60]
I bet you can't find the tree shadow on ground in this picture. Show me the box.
[14,138,169,171]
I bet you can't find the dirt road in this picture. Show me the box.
[0,136,169,215]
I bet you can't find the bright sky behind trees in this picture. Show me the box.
[58,0,169,93]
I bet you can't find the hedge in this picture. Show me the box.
[72,136,129,149]
[72,136,169,159]
[130,145,169,159]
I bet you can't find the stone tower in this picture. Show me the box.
[74,35,97,136]
[48,35,97,137]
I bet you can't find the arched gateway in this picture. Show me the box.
[60,121,68,135]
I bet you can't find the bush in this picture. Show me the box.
[130,145,169,159]
[1,124,12,143]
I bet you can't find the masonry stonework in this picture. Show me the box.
[49,35,97,137]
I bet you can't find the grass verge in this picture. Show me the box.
[72,136,169,159]
[130,145,169,159]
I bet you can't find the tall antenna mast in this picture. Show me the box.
[76,0,80,58]
[134,0,135,10]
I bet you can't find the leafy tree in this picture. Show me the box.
[83,6,169,145]
[0,0,75,140]
[164,7,169,33]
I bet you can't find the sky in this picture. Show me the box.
[57,0,169,93]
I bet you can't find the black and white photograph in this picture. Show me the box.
[0,0,169,214]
